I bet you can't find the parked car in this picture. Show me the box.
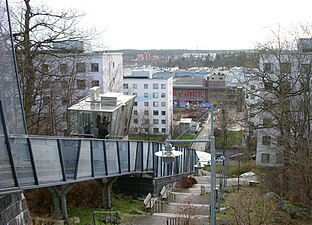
[215,152,225,161]
[229,153,243,160]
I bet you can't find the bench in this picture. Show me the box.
[143,193,157,210]
[160,186,168,199]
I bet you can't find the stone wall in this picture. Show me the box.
[0,192,31,225]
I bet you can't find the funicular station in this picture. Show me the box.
[0,1,198,223]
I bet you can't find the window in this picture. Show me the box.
[42,80,49,89]
[161,102,166,107]
[144,84,148,89]
[91,80,99,87]
[262,135,271,146]
[264,100,273,110]
[277,136,284,146]
[59,63,68,74]
[134,102,138,106]
[261,153,270,163]
[161,84,166,89]
[153,119,159,124]
[123,83,129,89]
[144,93,148,98]
[76,62,86,73]
[91,63,99,72]
[162,128,166,133]
[144,119,149,124]
[144,110,149,115]
[275,151,284,164]
[264,81,273,91]
[133,110,138,115]
[134,128,138,133]
[280,62,291,74]
[161,93,166,98]
[133,84,137,89]
[153,110,159,116]
[264,63,273,73]
[161,111,166,116]
[61,96,68,105]
[250,85,256,90]
[153,101,159,107]
[263,118,272,128]
[144,128,149,133]
[161,119,166,124]
[42,64,49,73]
[301,64,311,74]
[61,80,68,89]
[144,102,149,107]
[134,118,138,124]
[153,83,159,89]
[77,79,86,89]
[154,128,159,133]
[153,92,159,98]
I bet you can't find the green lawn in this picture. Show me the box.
[215,130,243,148]
[68,195,146,224]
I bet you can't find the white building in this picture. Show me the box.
[123,70,173,136]
[32,41,123,135]
[255,38,312,166]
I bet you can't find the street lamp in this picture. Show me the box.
[155,142,183,163]
[154,106,216,225]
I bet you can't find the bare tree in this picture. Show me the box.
[10,0,97,134]
[248,25,312,210]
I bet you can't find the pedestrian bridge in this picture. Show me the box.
[0,135,197,194]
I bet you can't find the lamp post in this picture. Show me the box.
[155,106,216,225]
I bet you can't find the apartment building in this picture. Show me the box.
[255,38,312,166]
[31,41,123,135]
[123,70,173,136]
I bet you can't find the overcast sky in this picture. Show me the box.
[33,0,312,50]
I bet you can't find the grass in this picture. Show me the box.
[205,160,256,177]
[68,195,146,224]
[215,130,243,148]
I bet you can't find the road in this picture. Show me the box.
[191,113,211,153]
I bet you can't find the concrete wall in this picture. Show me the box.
[0,192,31,225]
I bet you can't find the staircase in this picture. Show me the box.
[153,174,212,224]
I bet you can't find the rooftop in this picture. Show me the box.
[68,92,135,113]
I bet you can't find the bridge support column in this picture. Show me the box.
[96,178,117,209]
[48,184,74,220]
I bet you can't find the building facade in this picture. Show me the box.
[123,71,173,136]
[31,42,123,135]
[255,38,312,166]
[173,71,244,111]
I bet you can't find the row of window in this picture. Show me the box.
[261,135,284,146]
[134,101,166,107]
[76,79,99,89]
[264,62,311,74]
[133,127,166,133]
[133,118,166,125]
[133,110,166,116]
[41,62,101,74]
[124,83,166,89]
[260,152,283,164]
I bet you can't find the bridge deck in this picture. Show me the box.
[0,136,197,194]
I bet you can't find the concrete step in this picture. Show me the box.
[160,202,210,215]
[168,192,210,204]
[194,176,211,184]
[153,212,209,219]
